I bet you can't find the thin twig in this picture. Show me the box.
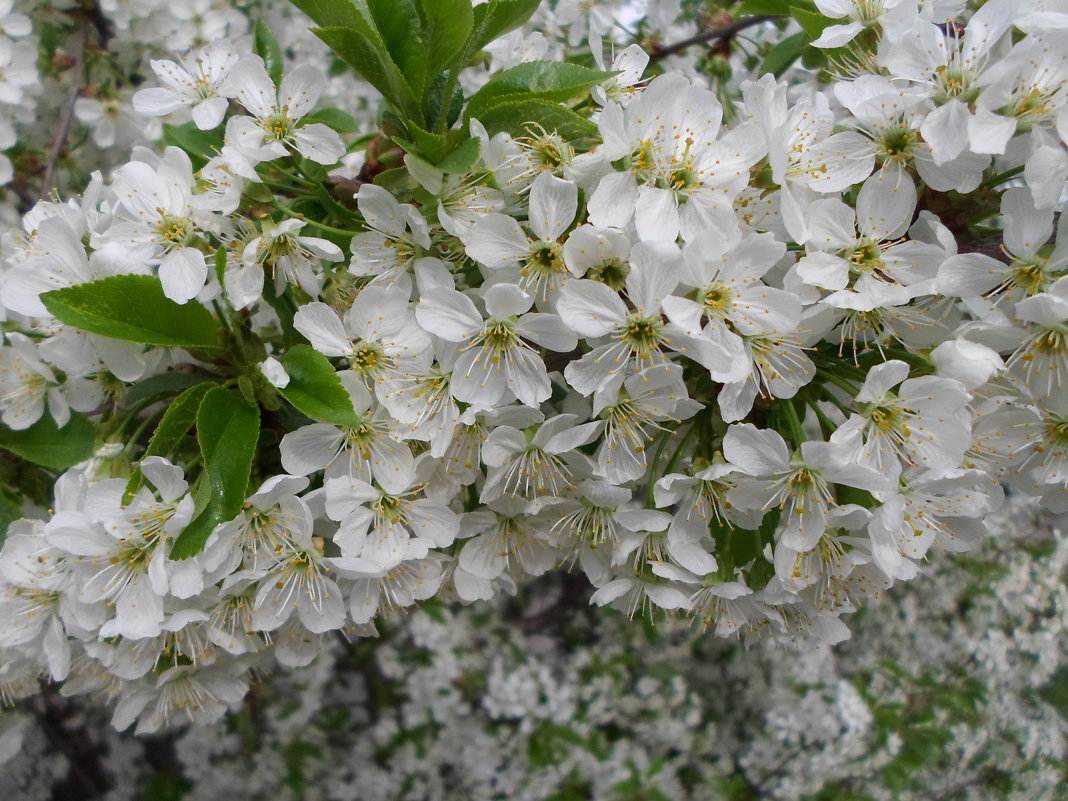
[650,15,777,62]
[39,24,88,200]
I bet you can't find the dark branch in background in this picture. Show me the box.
[39,24,87,202]
[36,0,114,205]
[649,15,777,62]
[80,0,115,47]
[28,681,111,800]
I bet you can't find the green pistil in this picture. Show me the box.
[1046,414,1068,447]
[1010,87,1053,121]
[1030,325,1067,356]
[622,314,663,355]
[264,112,293,141]
[1010,258,1049,295]
[868,404,909,439]
[112,541,153,572]
[482,319,521,356]
[934,66,980,105]
[844,238,887,277]
[133,506,174,541]
[519,128,572,170]
[266,234,298,259]
[668,165,699,192]
[702,281,732,315]
[879,125,919,163]
[156,214,192,245]
[628,139,658,181]
[346,422,377,456]
[787,467,818,496]
[588,257,630,291]
[374,494,406,524]
[350,342,384,376]
[522,243,564,280]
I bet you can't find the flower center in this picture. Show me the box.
[628,139,659,182]
[844,238,887,276]
[1009,257,1049,295]
[156,213,193,246]
[878,124,919,163]
[373,494,407,525]
[703,282,732,314]
[350,341,385,376]
[346,422,377,456]
[934,65,980,104]
[622,314,663,355]
[480,319,521,357]
[517,127,573,172]
[523,242,565,278]
[263,111,293,141]
[588,257,630,291]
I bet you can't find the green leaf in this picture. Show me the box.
[372,166,421,199]
[437,136,480,173]
[0,489,21,550]
[466,61,614,119]
[312,25,422,123]
[41,275,221,350]
[296,156,330,183]
[162,122,224,171]
[254,19,285,85]
[317,185,361,230]
[170,388,259,559]
[367,0,430,98]
[761,30,807,76]
[124,372,214,406]
[1040,666,1068,723]
[0,412,95,470]
[415,0,474,73]
[738,0,797,14]
[394,122,449,163]
[124,382,214,500]
[394,128,471,174]
[791,4,838,39]
[305,107,360,133]
[474,98,598,140]
[214,246,228,285]
[288,0,364,28]
[261,282,302,348]
[470,0,540,50]
[424,71,466,133]
[278,345,359,428]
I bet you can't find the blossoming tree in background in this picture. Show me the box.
[0,0,1065,777]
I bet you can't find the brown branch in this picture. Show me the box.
[649,15,777,62]
[39,24,87,201]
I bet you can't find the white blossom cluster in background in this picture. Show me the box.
[0,0,1066,741]
[2,496,1065,800]
[0,0,34,192]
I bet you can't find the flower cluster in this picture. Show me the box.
[0,0,33,187]
[3,496,1065,801]
[0,0,1065,734]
